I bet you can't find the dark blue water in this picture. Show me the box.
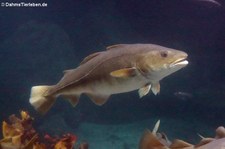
[0,0,225,143]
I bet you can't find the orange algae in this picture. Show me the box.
[0,111,86,149]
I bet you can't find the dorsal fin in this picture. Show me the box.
[139,129,165,149]
[80,52,102,65]
[63,69,75,74]
[106,44,128,51]
[152,120,160,135]
[196,138,214,147]
[170,139,193,148]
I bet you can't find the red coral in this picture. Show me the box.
[43,133,77,149]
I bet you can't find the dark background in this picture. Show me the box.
[0,0,225,136]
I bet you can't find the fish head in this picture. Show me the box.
[138,47,188,81]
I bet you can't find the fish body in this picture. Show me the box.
[29,44,188,114]
[139,123,225,149]
[196,0,222,7]
[174,91,193,100]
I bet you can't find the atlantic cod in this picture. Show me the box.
[29,44,188,114]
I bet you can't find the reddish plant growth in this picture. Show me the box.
[0,111,86,149]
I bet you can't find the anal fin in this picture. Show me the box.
[86,94,110,106]
[62,95,80,107]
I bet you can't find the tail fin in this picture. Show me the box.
[29,85,56,114]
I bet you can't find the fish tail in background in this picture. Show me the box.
[29,85,56,114]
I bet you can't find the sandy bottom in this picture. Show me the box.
[39,115,215,149]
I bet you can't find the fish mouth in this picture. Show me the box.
[170,57,188,67]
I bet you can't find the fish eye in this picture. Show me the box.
[160,51,168,58]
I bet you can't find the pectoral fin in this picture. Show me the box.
[110,67,137,78]
[151,83,160,95]
[86,94,110,106]
[138,84,151,98]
